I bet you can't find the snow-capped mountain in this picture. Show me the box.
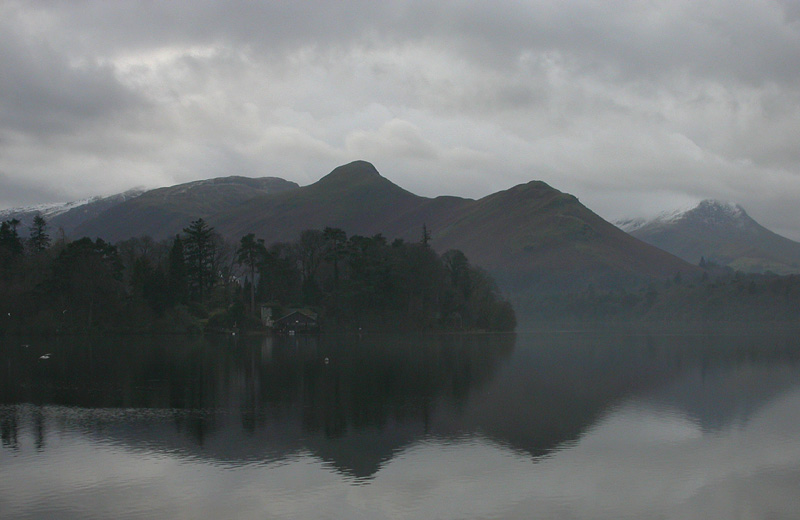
[0,198,92,221]
[0,189,145,236]
[616,200,800,274]
[617,201,747,233]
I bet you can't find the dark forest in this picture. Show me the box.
[0,217,516,335]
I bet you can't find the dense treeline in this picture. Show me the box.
[0,216,515,334]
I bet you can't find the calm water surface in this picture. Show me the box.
[1,329,800,519]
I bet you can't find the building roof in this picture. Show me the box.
[273,309,318,324]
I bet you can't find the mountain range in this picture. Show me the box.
[208,162,699,291]
[617,200,800,274]
[2,161,697,293]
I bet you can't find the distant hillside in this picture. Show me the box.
[209,161,697,293]
[617,200,800,274]
[428,181,699,291]
[73,176,299,242]
[0,189,144,237]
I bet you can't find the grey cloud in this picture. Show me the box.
[13,2,800,106]
[20,1,397,55]
[0,20,145,137]
[0,170,65,208]
[777,0,800,22]
[2,1,800,239]
[20,1,800,86]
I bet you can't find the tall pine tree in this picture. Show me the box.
[182,219,216,301]
[29,214,50,253]
[236,233,266,315]
[167,235,189,305]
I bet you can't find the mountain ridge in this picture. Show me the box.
[3,161,698,293]
[73,175,299,242]
[207,162,697,293]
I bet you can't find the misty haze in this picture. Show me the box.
[3,2,800,519]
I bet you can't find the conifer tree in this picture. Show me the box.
[236,233,266,315]
[29,214,50,253]
[183,218,216,301]
[167,235,188,304]
[0,219,24,276]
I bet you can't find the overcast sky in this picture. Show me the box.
[3,1,800,237]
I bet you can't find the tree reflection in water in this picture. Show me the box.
[2,329,800,479]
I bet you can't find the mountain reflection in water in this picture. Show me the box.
[2,330,800,519]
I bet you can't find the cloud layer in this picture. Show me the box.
[2,1,800,237]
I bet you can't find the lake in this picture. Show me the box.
[2,328,800,519]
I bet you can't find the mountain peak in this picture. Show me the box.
[321,161,381,182]
[309,161,418,202]
[673,199,755,233]
[620,198,800,274]
[617,199,749,232]
[692,199,747,220]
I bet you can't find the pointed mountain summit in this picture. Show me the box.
[618,200,800,274]
[211,161,431,241]
[316,160,382,185]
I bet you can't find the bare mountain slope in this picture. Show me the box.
[430,181,698,290]
[74,176,299,242]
